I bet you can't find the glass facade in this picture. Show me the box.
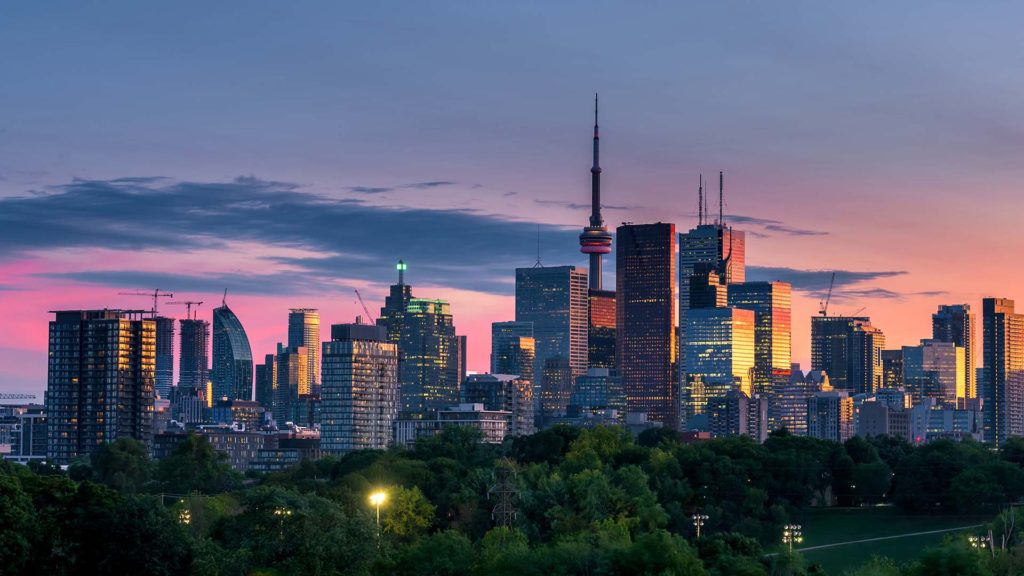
[933,304,977,399]
[460,373,534,437]
[153,316,175,399]
[588,289,616,370]
[727,282,792,395]
[398,298,459,415]
[46,310,156,465]
[321,323,398,453]
[274,344,307,427]
[212,304,254,402]
[288,309,321,393]
[982,298,1024,445]
[254,353,277,411]
[902,339,965,406]
[810,316,884,394]
[617,223,678,427]
[178,318,209,390]
[685,307,756,420]
[567,368,626,422]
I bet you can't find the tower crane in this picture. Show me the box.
[118,289,174,315]
[167,301,204,320]
[354,289,376,324]
[818,272,836,317]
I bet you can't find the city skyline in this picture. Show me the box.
[4,3,1024,397]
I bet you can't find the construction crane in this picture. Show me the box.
[818,272,836,317]
[118,289,174,315]
[0,393,36,400]
[167,301,204,320]
[851,306,867,317]
[353,289,376,323]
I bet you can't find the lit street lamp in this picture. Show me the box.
[369,491,387,527]
[692,513,709,539]
[782,524,803,554]
[969,534,991,550]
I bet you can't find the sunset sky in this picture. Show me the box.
[3,2,1024,397]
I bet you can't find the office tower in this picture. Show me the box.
[255,353,276,412]
[811,316,885,394]
[982,298,1024,445]
[708,390,768,443]
[902,339,965,406]
[456,335,467,389]
[178,317,210,390]
[807,385,854,443]
[288,309,321,393]
[153,316,175,399]
[933,304,977,399]
[588,290,616,370]
[460,373,535,437]
[399,298,459,414]
[321,321,399,453]
[616,222,677,427]
[728,281,793,397]
[491,321,534,374]
[212,301,254,402]
[578,94,613,292]
[684,307,756,424]
[377,260,412,347]
[688,263,728,309]
[515,265,589,395]
[275,344,308,427]
[775,364,817,436]
[46,310,156,465]
[881,349,904,389]
[539,357,575,424]
[567,368,627,422]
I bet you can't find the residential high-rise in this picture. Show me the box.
[46,310,156,465]
[460,373,535,437]
[321,321,399,453]
[212,301,254,402]
[811,316,885,394]
[153,316,175,399]
[616,222,677,427]
[933,304,977,399]
[456,334,467,389]
[807,385,854,443]
[178,317,210,390]
[255,353,276,413]
[539,357,575,424]
[515,265,589,397]
[775,364,818,436]
[982,298,1024,446]
[288,308,321,393]
[275,344,308,427]
[399,298,459,414]
[881,349,904,389]
[728,281,793,397]
[708,390,768,443]
[684,307,756,424]
[902,339,965,406]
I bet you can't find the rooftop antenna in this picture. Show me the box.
[718,171,724,227]
[698,174,704,226]
[397,259,406,286]
[534,224,542,267]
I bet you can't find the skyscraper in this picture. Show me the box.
[807,385,854,443]
[567,368,626,423]
[398,298,459,414]
[153,316,175,399]
[617,222,677,427]
[255,353,276,413]
[539,357,574,424]
[491,321,533,371]
[588,290,616,370]
[46,310,156,465]
[321,321,399,453]
[515,265,589,396]
[982,298,1024,446]
[212,301,254,402]
[881,349,904,389]
[728,281,793,397]
[684,307,756,424]
[275,344,308,427]
[902,339,965,406]
[378,259,412,348]
[811,316,884,394]
[288,308,321,393]
[775,364,819,436]
[933,304,977,399]
[178,317,210,390]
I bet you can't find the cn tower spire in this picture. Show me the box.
[579,93,613,290]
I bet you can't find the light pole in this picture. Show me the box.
[782,524,803,555]
[969,534,991,551]
[369,491,387,528]
[692,513,709,539]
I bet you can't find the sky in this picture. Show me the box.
[3,2,1024,397]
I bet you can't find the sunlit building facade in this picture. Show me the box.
[684,307,755,422]
[588,289,616,370]
[515,265,589,395]
[212,303,254,402]
[807,387,854,443]
[321,322,399,453]
[728,282,792,395]
[274,344,307,427]
[617,223,678,427]
[902,339,965,407]
[46,310,156,465]
[933,304,977,399]
[288,309,321,394]
[982,298,1024,446]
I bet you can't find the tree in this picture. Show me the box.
[0,474,35,573]
[382,485,435,542]
[156,434,241,494]
[387,530,475,576]
[609,529,707,576]
[92,437,153,493]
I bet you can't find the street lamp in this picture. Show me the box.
[783,524,803,554]
[369,491,387,527]
[692,513,709,539]
[969,535,991,549]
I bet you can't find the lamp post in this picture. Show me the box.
[782,524,803,555]
[369,491,387,528]
[969,534,991,554]
[692,513,709,539]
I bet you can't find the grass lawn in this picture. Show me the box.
[784,506,990,575]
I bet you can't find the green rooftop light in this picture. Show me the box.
[397,261,407,271]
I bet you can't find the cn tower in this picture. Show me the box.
[579,94,613,290]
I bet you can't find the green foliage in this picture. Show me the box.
[609,529,707,576]
[844,556,903,576]
[911,540,990,576]
[0,473,35,573]
[156,434,242,494]
[92,437,153,493]
[382,485,436,542]
[386,530,475,576]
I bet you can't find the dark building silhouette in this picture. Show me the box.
[810,316,884,394]
[982,298,1024,446]
[153,316,175,399]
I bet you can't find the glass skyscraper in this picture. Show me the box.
[588,289,616,370]
[46,310,156,465]
[616,223,678,427]
[398,298,459,414]
[178,317,210,390]
[684,307,756,423]
[254,353,276,412]
[514,265,589,400]
[288,308,321,393]
[933,304,977,400]
[727,281,792,396]
[321,322,399,453]
[490,321,535,377]
[212,303,254,402]
[810,316,884,394]
[902,339,965,406]
[982,298,1024,446]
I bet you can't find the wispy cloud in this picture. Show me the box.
[747,266,907,299]
[346,180,460,195]
[535,199,639,211]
